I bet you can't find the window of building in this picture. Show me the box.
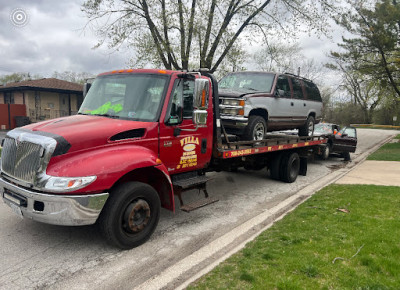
[4,92,14,104]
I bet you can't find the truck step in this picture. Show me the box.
[173,175,210,189]
[180,197,219,212]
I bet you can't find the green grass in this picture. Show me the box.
[367,140,400,161]
[189,184,400,289]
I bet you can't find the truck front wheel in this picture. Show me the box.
[98,182,161,249]
[243,116,267,141]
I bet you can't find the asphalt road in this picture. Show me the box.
[0,129,398,289]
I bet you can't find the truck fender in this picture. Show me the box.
[46,145,175,211]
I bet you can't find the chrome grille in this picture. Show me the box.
[1,137,43,184]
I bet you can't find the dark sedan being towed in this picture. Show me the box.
[314,123,357,161]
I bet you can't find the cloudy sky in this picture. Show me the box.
[0,0,344,81]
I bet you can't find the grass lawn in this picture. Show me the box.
[367,136,400,161]
[189,184,400,289]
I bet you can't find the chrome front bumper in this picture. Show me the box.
[0,176,108,226]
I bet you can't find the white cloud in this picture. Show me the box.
[0,0,128,76]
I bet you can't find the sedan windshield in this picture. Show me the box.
[219,72,275,93]
[314,123,334,135]
[79,74,168,121]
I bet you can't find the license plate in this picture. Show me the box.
[9,202,23,219]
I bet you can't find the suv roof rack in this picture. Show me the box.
[283,72,314,83]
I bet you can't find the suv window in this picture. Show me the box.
[276,75,291,98]
[291,78,304,99]
[304,80,322,102]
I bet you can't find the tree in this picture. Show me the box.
[253,43,326,82]
[327,54,384,124]
[52,71,95,84]
[332,0,400,98]
[0,72,41,85]
[82,0,340,72]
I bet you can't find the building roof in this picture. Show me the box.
[0,78,83,93]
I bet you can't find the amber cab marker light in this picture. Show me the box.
[201,90,207,107]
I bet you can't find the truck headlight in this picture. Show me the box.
[44,176,97,192]
[223,99,245,106]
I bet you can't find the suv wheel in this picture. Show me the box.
[243,116,267,141]
[299,116,315,137]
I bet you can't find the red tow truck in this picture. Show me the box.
[0,69,326,249]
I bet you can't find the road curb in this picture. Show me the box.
[135,133,395,290]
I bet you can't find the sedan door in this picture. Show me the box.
[332,126,357,153]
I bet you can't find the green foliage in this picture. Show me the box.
[324,102,365,126]
[189,184,400,289]
[330,0,400,99]
[367,142,400,161]
[0,72,42,85]
[82,0,342,72]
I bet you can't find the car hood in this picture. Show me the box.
[22,114,155,154]
[219,88,251,98]
[219,88,271,98]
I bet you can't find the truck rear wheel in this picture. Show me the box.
[280,152,300,183]
[243,116,267,141]
[269,153,283,180]
[98,182,161,249]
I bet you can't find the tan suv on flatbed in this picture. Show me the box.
[218,71,323,140]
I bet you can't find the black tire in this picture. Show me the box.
[343,152,351,161]
[243,116,267,141]
[321,144,331,160]
[299,116,315,137]
[280,152,300,183]
[269,153,283,180]
[98,182,161,249]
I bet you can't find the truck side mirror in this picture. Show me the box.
[193,78,209,125]
[83,83,91,98]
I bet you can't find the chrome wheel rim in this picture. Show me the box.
[253,123,265,140]
[308,121,314,136]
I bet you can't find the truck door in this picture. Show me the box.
[269,75,294,128]
[159,77,213,174]
[289,77,308,127]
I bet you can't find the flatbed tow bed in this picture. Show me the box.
[174,133,327,212]
[218,135,326,159]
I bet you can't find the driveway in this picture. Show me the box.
[0,129,398,290]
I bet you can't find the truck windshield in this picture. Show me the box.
[219,72,275,93]
[79,74,168,121]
